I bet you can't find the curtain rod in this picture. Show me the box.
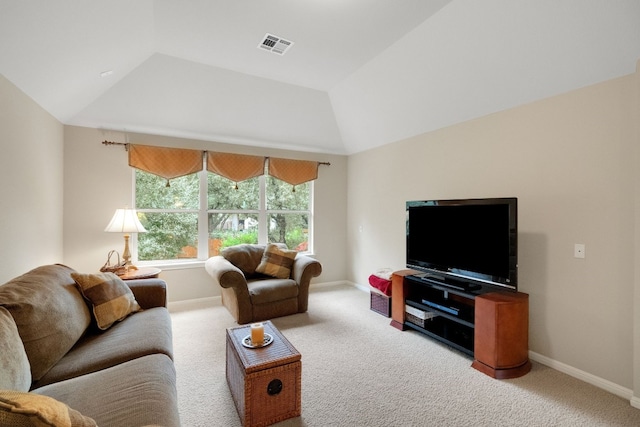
[101,140,330,165]
[102,140,129,149]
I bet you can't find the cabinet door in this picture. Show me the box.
[473,292,530,378]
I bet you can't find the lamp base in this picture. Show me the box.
[122,234,138,271]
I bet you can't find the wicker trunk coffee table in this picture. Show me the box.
[226,320,302,427]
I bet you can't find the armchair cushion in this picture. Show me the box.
[248,279,298,305]
[255,243,297,279]
[221,244,266,277]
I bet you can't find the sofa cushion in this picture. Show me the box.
[0,264,92,382]
[0,389,96,427]
[33,308,173,389]
[0,307,31,392]
[71,272,141,330]
[33,354,180,427]
[255,243,297,279]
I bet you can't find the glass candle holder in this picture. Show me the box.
[250,322,264,345]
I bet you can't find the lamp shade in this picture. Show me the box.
[104,208,147,233]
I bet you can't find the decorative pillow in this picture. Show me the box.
[71,272,141,330]
[0,264,92,382]
[255,243,297,279]
[0,307,31,392]
[0,390,97,427]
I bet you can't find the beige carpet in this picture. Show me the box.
[171,284,640,426]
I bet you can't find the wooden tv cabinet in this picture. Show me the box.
[390,270,531,379]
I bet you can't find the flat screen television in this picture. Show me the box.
[406,197,517,291]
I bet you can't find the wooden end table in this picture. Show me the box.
[226,320,301,427]
[117,267,161,280]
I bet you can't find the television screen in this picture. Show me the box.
[406,198,517,290]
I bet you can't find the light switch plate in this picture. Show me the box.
[574,244,585,259]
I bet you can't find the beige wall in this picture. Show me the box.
[347,71,638,391]
[62,126,348,303]
[0,75,64,283]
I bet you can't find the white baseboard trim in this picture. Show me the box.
[529,351,634,404]
[310,280,351,290]
[167,281,348,312]
[344,280,369,293]
[168,296,219,313]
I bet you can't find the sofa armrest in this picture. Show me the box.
[126,278,167,309]
[292,255,322,285]
[204,256,248,290]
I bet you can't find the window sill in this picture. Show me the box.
[136,260,205,270]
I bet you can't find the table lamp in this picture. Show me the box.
[104,208,147,270]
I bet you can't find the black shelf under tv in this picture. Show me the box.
[390,270,531,379]
[403,275,487,356]
[404,308,474,356]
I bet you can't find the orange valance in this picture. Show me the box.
[104,141,328,189]
[268,158,319,189]
[129,144,203,186]
[206,152,266,188]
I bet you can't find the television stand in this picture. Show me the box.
[412,273,481,292]
[390,270,530,379]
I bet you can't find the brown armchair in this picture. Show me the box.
[204,243,322,324]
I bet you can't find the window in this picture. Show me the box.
[266,176,311,252]
[135,171,199,261]
[135,167,312,262]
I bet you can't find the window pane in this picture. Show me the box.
[135,161,314,261]
[208,173,259,210]
[268,213,308,251]
[137,212,198,260]
[135,170,199,210]
[266,177,310,210]
[208,213,259,256]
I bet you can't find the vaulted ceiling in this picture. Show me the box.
[1,1,639,155]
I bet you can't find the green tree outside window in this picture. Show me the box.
[134,167,312,262]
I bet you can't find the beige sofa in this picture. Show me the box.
[205,243,322,324]
[0,264,180,426]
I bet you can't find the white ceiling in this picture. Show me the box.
[1,1,639,155]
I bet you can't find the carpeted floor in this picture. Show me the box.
[170,284,640,426]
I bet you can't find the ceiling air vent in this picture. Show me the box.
[258,33,294,55]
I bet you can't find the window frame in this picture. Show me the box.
[133,167,314,266]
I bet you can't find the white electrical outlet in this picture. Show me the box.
[574,244,585,259]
